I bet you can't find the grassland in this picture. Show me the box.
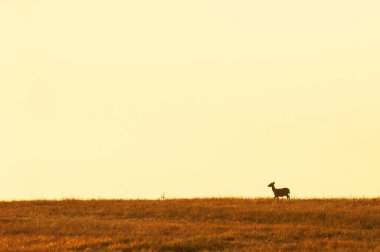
[0,198,379,251]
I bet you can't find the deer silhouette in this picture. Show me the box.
[268,182,290,199]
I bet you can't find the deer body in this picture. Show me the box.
[268,182,290,199]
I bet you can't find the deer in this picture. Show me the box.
[268,182,290,199]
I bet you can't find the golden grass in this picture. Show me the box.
[0,198,379,251]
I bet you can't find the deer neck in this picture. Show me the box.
[271,185,276,193]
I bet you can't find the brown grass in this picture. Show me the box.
[0,198,379,251]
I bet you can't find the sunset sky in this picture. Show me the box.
[1,1,379,199]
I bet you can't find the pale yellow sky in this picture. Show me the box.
[1,1,379,199]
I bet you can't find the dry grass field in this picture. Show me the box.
[0,198,379,251]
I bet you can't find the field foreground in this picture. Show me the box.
[0,198,380,251]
